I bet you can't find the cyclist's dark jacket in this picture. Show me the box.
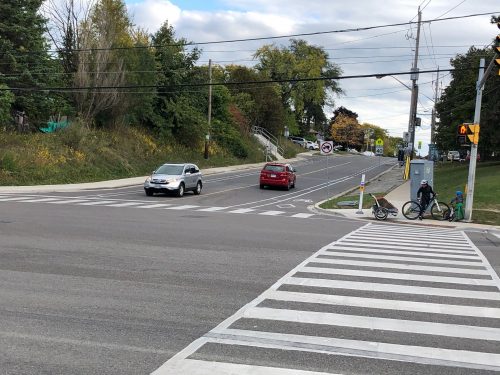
[417,185,435,203]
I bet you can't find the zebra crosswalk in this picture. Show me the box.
[152,223,500,375]
[0,194,316,219]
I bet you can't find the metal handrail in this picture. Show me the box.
[251,126,284,158]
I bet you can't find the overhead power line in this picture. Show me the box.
[0,67,459,92]
[27,10,500,54]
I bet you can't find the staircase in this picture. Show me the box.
[251,126,285,161]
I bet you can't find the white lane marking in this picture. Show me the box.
[164,205,200,210]
[322,246,480,259]
[78,200,115,206]
[285,276,500,300]
[328,242,476,255]
[197,207,227,212]
[298,266,495,286]
[320,251,483,266]
[243,306,500,341]
[310,257,490,275]
[152,358,338,375]
[291,213,315,219]
[365,226,461,236]
[0,330,169,354]
[137,204,172,209]
[17,198,60,203]
[47,199,89,204]
[0,197,39,202]
[351,232,467,244]
[339,238,472,249]
[259,211,286,216]
[229,208,255,214]
[105,202,144,207]
[357,229,464,239]
[265,290,500,318]
[208,329,500,369]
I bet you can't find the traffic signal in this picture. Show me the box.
[456,123,480,146]
[457,124,467,145]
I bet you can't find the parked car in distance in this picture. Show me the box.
[466,152,480,162]
[144,163,202,197]
[288,136,307,148]
[259,162,296,190]
[305,140,319,150]
[447,150,461,162]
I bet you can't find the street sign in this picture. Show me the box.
[418,141,422,149]
[375,138,384,146]
[375,145,383,155]
[320,141,333,155]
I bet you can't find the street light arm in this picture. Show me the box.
[376,74,412,91]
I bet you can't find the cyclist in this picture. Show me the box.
[449,191,464,221]
[416,179,435,220]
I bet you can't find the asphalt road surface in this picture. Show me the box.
[1,154,499,375]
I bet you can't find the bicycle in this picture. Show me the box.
[402,194,450,221]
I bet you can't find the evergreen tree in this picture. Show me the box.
[0,0,59,127]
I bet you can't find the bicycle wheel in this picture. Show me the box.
[374,207,388,221]
[402,200,421,220]
[431,201,450,221]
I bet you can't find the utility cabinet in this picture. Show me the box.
[409,160,434,200]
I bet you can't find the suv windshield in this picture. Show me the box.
[155,165,184,175]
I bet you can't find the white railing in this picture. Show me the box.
[251,126,284,159]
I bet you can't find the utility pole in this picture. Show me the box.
[430,67,439,144]
[205,59,212,159]
[464,58,485,222]
[407,8,421,160]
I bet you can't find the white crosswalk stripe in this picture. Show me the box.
[153,223,500,374]
[0,194,317,219]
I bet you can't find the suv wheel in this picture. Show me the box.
[176,183,185,197]
[145,189,154,196]
[193,181,202,195]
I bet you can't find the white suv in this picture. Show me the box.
[447,151,460,162]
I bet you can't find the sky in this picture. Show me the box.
[124,0,499,155]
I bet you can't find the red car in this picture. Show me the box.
[259,163,296,190]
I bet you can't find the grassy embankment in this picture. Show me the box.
[320,161,500,226]
[0,125,301,186]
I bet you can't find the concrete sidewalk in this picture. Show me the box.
[317,176,500,232]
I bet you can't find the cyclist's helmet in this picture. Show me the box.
[456,191,463,195]
[420,179,428,185]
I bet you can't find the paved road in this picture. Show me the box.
[1,154,499,375]
[154,224,500,375]
[13,154,394,214]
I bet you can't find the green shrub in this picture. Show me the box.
[0,151,17,172]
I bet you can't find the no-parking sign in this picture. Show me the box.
[320,141,333,155]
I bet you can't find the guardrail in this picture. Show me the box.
[251,126,284,159]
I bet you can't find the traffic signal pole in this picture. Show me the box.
[464,58,485,222]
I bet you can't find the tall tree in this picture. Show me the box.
[73,0,153,127]
[435,45,499,159]
[0,0,59,127]
[224,65,285,136]
[150,21,204,143]
[254,39,342,135]
[330,107,362,149]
